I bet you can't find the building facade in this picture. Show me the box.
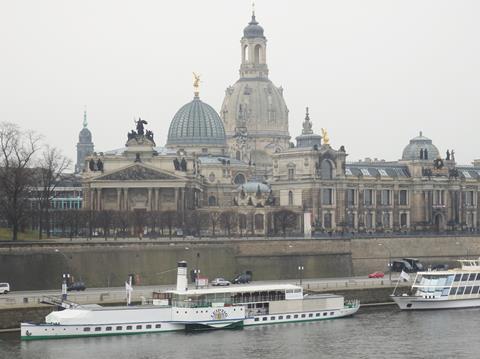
[79,12,480,236]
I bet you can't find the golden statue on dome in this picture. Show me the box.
[193,72,201,97]
[321,128,330,145]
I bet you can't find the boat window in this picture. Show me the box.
[126,326,132,330]
[270,316,275,320]
[441,288,449,296]
[294,315,298,319]
[469,273,476,281]
[301,314,306,318]
[323,312,327,316]
[309,314,313,318]
[316,313,320,317]
[454,274,462,282]
[475,273,480,281]
[146,325,152,329]
[473,286,480,294]
[155,324,161,329]
[83,327,91,332]
[254,318,259,322]
[449,287,458,295]
[465,286,473,295]
[446,275,454,286]
[286,315,291,319]
[262,317,268,321]
[95,327,101,332]
[457,287,465,295]
[330,312,334,315]
[279,316,283,320]
[136,325,142,330]
[105,327,112,331]
[461,274,469,282]
[116,326,122,331]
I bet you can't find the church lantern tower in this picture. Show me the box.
[75,110,94,173]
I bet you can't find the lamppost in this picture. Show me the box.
[377,243,392,282]
[298,265,304,286]
[54,249,71,300]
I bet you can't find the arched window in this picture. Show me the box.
[234,173,246,185]
[400,213,408,227]
[208,196,217,206]
[383,212,390,228]
[288,191,294,206]
[254,44,261,64]
[255,214,264,230]
[321,160,333,179]
[366,213,373,229]
[243,44,249,62]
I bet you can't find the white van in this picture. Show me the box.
[0,283,10,294]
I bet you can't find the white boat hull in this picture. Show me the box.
[21,305,359,340]
[391,295,480,310]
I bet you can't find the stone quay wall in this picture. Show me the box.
[0,235,479,291]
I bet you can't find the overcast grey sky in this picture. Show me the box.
[1,0,479,166]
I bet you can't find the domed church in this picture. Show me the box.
[221,11,290,176]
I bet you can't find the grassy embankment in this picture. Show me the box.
[0,228,39,241]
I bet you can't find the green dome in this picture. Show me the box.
[167,96,226,147]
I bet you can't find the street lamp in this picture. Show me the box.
[378,243,392,282]
[298,265,304,286]
[54,249,71,300]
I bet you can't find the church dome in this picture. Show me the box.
[167,96,226,148]
[243,15,264,38]
[402,131,440,161]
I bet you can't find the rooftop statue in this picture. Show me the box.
[321,128,330,145]
[193,72,201,96]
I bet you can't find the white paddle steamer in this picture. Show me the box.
[21,261,359,340]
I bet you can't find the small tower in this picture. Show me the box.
[240,9,268,79]
[75,109,94,173]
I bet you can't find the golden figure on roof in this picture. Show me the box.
[321,128,330,145]
[193,72,201,96]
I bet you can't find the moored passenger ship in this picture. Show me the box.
[21,261,359,340]
[392,259,480,310]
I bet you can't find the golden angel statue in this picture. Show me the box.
[193,72,201,95]
[321,128,330,145]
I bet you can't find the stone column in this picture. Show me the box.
[116,189,121,210]
[174,188,179,211]
[148,188,152,211]
[124,188,129,211]
[97,188,102,211]
[90,189,95,211]
[155,188,159,211]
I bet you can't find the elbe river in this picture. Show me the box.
[0,306,477,359]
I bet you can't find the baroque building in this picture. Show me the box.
[79,11,480,237]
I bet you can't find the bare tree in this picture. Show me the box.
[208,210,221,237]
[0,123,41,241]
[36,145,71,239]
[96,210,114,240]
[219,211,238,238]
[114,210,131,238]
[162,210,178,239]
[185,210,206,238]
[274,209,298,237]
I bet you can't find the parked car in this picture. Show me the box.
[431,263,449,271]
[402,258,424,271]
[391,260,414,273]
[368,271,385,278]
[0,283,10,294]
[233,271,252,284]
[67,282,86,291]
[211,278,231,286]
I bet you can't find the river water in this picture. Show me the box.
[0,306,477,359]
